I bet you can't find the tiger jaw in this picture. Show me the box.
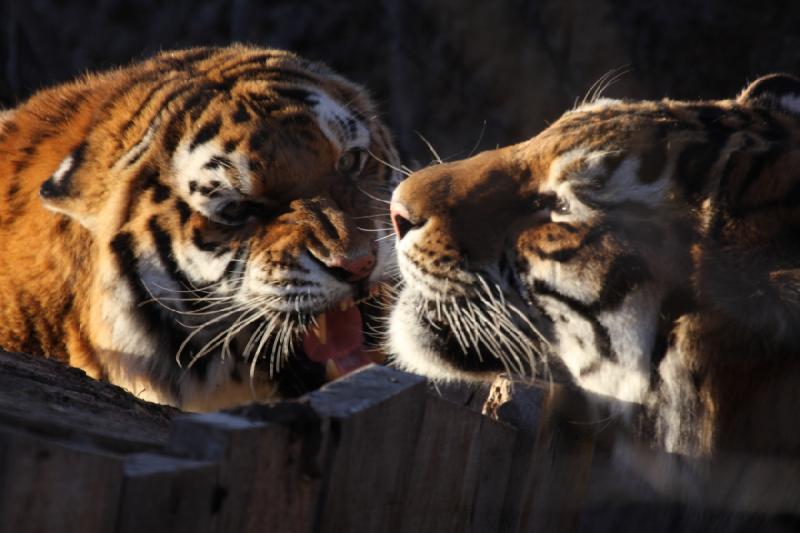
[390,243,550,382]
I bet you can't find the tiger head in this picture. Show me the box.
[389,74,800,453]
[0,45,400,410]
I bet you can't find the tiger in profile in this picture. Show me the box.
[0,45,400,411]
[389,74,800,456]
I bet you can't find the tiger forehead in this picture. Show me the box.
[107,46,374,163]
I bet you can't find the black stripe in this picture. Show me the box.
[729,148,777,216]
[593,254,652,310]
[192,228,220,252]
[141,169,171,203]
[673,142,724,203]
[118,77,182,140]
[648,287,696,388]
[306,202,340,241]
[232,102,251,123]
[203,156,233,170]
[273,87,315,105]
[190,117,222,151]
[215,52,282,77]
[176,199,192,225]
[533,280,617,362]
[148,216,192,291]
[249,127,270,152]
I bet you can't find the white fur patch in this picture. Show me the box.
[172,140,253,220]
[50,154,75,185]
[172,240,236,285]
[310,90,370,152]
[388,295,496,383]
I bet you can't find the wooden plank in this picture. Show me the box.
[304,364,428,533]
[483,376,597,533]
[399,394,516,533]
[230,402,330,533]
[0,350,176,453]
[0,426,123,533]
[169,411,309,533]
[116,452,218,533]
[181,364,428,533]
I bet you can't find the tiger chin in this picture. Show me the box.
[0,45,401,411]
[389,73,800,456]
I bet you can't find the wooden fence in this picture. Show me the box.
[0,350,798,532]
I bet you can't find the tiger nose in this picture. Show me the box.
[324,253,377,282]
[390,201,419,240]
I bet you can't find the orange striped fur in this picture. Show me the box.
[389,74,800,455]
[0,45,401,410]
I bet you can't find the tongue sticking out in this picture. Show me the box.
[302,301,374,379]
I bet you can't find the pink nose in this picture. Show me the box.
[325,253,377,282]
[390,201,414,240]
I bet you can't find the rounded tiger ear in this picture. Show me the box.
[39,143,98,231]
[737,73,800,115]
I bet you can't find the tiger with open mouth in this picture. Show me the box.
[389,74,800,455]
[0,45,400,411]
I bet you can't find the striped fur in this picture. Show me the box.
[389,74,800,455]
[0,45,401,410]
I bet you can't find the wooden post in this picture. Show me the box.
[116,453,218,533]
[0,426,124,533]
[483,375,598,533]
[302,364,428,533]
[399,394,517,533]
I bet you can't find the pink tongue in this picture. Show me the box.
[303,305,366,365]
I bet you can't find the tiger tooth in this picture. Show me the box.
[325,359,341,380]
[317,314,327,344]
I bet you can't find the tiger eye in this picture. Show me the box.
[336,148,365,177]
[217,201,251,224]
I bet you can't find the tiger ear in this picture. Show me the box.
[39,143,99,231]
[737,73,800,115]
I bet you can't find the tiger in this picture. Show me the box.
[0,45,401,411]
[388,73,800,456]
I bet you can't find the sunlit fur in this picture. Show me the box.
[390,73,800,456]
[0,45,401,410]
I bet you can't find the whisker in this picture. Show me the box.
[415,131,444,165]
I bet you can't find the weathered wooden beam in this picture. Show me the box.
[0,426,124,533]
[170,364,429,533]
[483,375,598,533]
[398,394,517,533]
[281,364,428,533]
[0,350,176,452]
[117,452,218,533]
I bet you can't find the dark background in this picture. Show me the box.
[2,0,799,163]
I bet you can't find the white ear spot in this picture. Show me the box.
[51,155,75,184]
[779,94,800,115]
[40,144,86,200]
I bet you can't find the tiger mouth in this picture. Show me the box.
[301,289,386,381]
[252,281,388,397]
[405,291,542,376]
